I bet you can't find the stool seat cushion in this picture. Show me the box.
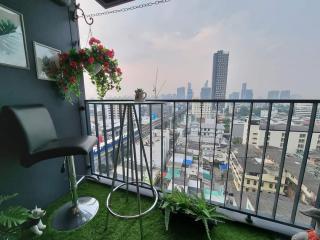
[27,136,97,165]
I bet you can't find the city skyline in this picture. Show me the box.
[79,0,320,99]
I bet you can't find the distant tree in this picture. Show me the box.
[232,137,242,144]
[239,106,249,116]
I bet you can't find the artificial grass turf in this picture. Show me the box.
[22,181,288,240]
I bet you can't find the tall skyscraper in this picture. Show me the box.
[280,90,291,99]
[245,89,253,99]
[176,87,186,99]
[187,82,193,99]
[240,82,254,99]
[268,90,280,99]
[211,50,229,99]
[200,80,211,99]
[241,83,247,99]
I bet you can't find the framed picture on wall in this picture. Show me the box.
[33,42,60,81]
[0,4,29,69]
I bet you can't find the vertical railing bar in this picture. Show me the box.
[291,102,318,224]
[210,102,219,203]
[119,105,125,181]
[312,184,320,227]
[126,106,130,188]
[85,103,94,175]
[224,102,235,207]
[101,103,109,177]
[93,103,102,174]
[139,104,143,182]
[272,102,294,219]
[172,102,176,191]
[110,105,116,176]
[197,102,203,194]
[255,102,273,214]
[161,104,164,191]
[239,101,253,210]
[184,102,189,193]
[149,105,153,185]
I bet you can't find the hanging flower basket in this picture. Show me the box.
[44,37,122,103]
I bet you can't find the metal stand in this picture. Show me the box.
[52,155,99,231]
[106,103,159,239]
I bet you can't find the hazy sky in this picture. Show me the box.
[78,0,320,99]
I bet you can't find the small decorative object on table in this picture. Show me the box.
[135,88,147,102]
[159,189,228,240]
[292,208,320,240]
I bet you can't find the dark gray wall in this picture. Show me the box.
[0,0,87,208]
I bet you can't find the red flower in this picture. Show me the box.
[106,49,114,58]
[89,37,101,46]
[70,61,77,69]
[103,62,109,68]
[59,53,69,61]
[88,57,95,64]
[116,67,122,75]
[99,56,104,61]
[98,45,104,50]
[69,76,77,84]
[79,49,86,55]
[64,86,68,92]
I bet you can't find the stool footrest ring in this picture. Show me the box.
[106,181,158,219]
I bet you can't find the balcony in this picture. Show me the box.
[82,99,320,238]
[1,1,319,239]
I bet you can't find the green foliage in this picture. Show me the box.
[0,194,30,240]
[0,19,17,36]
[159,189,228,240]
[232,137,242,144]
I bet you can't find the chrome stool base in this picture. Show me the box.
[52,196,99,231]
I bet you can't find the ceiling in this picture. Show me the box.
[95,0,134,9]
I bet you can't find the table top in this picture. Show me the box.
[89,101,166,105]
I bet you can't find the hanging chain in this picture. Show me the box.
[85,0,171,18]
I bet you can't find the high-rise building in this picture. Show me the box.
[267,90,280,99]
[187,82,193,99]
[229,92,240,99]
[241,83,247,99]
[200,80,211,99]
[240,82,253,99]
[280,90,291,99]
[245,89,253,99]
[211,50,229,99]
[176,87,186,99]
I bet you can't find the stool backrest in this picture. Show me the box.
[2,105,57,155]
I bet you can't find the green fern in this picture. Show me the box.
[159,188,229,240]
[0,206,29,228]
[0,19,17,36]
[202,219,212,240]
[0,194,30,239]
[164,207,171,231]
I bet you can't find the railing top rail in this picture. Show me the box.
[85,99,320,104]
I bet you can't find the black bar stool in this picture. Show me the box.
[2,104,99,231]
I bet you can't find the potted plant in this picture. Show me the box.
[0,194,30,240]
[159,189,228,240]
[44,37,122,103]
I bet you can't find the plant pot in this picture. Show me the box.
[162,209,215,234]
[92,63,102,75]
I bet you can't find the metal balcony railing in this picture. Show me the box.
[84,99,320,230]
